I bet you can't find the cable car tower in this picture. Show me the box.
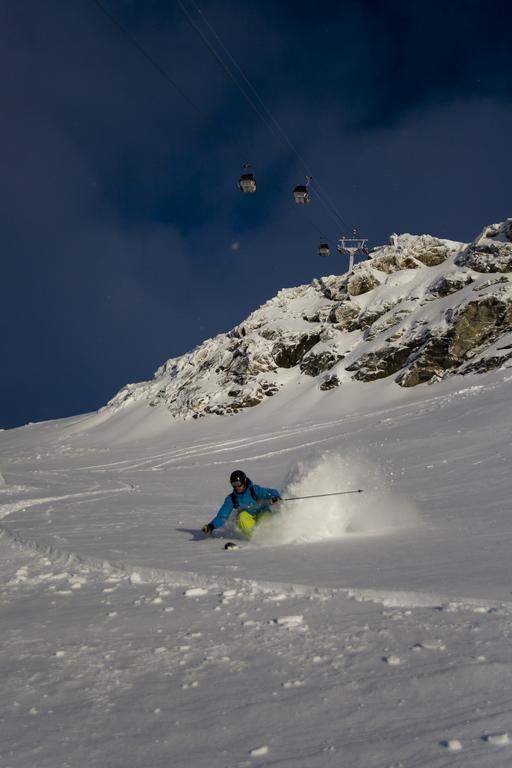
[337,228,369,273]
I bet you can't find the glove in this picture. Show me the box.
[201,523,214,535]
[271,496,281,504]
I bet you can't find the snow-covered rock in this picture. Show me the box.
[456,218,512,273]
[105,219,512,420]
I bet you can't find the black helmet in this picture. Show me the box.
[230,470,247,486]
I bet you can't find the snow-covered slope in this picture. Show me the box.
[2,364,512,767]
[107,219,512,419]
[2,218,512,768]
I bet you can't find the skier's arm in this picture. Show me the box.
[253,485,281,503]
[207,495,235,530]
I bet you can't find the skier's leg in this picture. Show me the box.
[254,510,272,526]
[236,510,256,537]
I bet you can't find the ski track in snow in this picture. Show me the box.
[2,375,512,766]
[0,486,134,521]
[33,383,489,475]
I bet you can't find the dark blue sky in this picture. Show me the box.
[1,0,511,429]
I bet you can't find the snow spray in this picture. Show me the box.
[251,451,419,546]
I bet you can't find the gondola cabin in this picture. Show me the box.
[293,185,310,204]
[238,171,256,193]
[293,175,312,204]
[318,241,330,257]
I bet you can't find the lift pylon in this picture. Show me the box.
[337,228,369,273]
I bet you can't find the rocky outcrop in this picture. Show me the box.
[364,308,412,341]
[455,241,512,273]
[396,295,512,386]
[347,269,382,296]
[396,335,452,386]
[319,374,340,390]
[346,344,418,382]
[486,219,512,242]
[300,350,343,377]
[329,301,361,331]
[461,347,512,375]
[455,219,512,273]
[412,240,453,266]
[105,218,512,420]
[427,272,474,298]
[371,252,421,273]
[450,295,512,357]
[272,332,321,368]
[376,234,455,267]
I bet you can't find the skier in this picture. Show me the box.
[201,470,281,538]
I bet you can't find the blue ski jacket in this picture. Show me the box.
[209,479,280,530]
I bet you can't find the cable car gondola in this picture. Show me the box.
[293,175,312,204]
[318,239,330,257]
[238,163,256,193]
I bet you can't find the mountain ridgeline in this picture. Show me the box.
[107,219,512,419]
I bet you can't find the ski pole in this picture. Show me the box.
[227,490,364,516]
[279,489,364,501]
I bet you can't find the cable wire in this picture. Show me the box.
[181,0,351,232]
[92,0,351,247]
[92,0,200,112]
[177,0,277,140]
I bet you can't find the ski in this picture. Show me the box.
[224,541,241,550]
